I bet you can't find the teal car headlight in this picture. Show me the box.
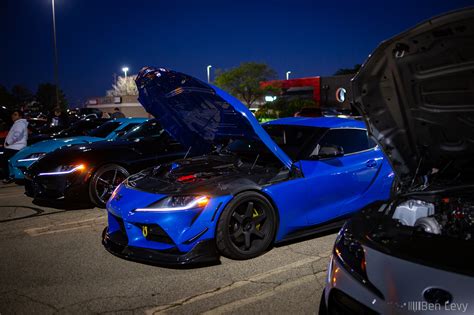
[135,195,210,212]
[18,152,46,162]
[38,164,87,176]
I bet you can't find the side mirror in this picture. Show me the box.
[313,145,344,159]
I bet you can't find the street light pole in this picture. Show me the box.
[122,67,129,78]
[286,71,292,80]
[207,65,212,83]
[51,0,60,108]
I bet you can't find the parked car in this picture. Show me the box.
[24,119,185,207]
[9,118,145,180]
[320,8,474,314]
[294,107,323,117]
[101,67,394,265]
[28,118,110,145]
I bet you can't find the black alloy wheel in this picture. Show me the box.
[89,164,129,208]
[216,191,277,260]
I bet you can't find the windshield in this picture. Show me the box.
[88,121,121,138]
[224,125,326,165]
[263,124,326,160]
[57,120,103,137]
[120,120,163,140]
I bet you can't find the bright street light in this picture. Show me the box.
[286,71,292,80]
[122,67,129,78]
[207,65,212,83]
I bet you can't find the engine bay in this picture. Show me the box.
[391,195,474,241]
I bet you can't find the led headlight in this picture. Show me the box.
[18,152,46,162]
[38,164,86,176]
[135,195,210,212]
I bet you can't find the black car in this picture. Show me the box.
[24,119,185,207]
[321,8,474,314]
[28,118,110,145]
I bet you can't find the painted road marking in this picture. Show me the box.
[146,256,323,314]
[202,272,325,314]
[24,216,106,236]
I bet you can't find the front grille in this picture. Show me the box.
[328,289,378,315]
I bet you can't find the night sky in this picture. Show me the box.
[1,0,471,106]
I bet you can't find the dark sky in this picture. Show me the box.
[1,0,471,106]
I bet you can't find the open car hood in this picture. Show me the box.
[135,67,292,169]
[352,7,474,189]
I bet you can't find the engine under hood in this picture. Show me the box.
[352,8,474,189]
[135,67,292,169]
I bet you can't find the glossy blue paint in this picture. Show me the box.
[9,118,146,179]
[104,68,394,261]
[106,118,394,256]
[136,67,293,169]
[264,116,366,129]
[107,183,233,253]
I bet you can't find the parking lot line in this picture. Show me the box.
[24,216,106,236]
[202,272,325,314]
[0,193,26,199]
[145,256,322,314]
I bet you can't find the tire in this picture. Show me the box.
[216,191,277,260]
[89,164,129,208]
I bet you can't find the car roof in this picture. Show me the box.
[264,117,366,129]
[113,117,148,123]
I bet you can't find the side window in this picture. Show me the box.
[317,129,373,155]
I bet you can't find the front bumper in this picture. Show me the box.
[24,170,89,201]
[103,184,233,265]
[102,227,219,265]
[9,161,28,179]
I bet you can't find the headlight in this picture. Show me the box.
[135,195,210,212]
[18,152,46,162]
[38,164,86,176]
[334,223,384,299]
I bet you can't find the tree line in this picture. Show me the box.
[0,83,68,114]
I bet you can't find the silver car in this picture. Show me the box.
[321,7,474,314]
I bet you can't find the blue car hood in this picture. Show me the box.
[13,136,102,160]
[135,67,292,169]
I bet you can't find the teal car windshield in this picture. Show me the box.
[120,120,163,140]
[87,122,121,138]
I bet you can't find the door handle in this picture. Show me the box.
[366,159,377,168]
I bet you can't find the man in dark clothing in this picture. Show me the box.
[110,107,126,119]
[50,107,68,128]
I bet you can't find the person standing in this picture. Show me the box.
[50,107,68,128]
[1,110,28,183]
[110,107,126,119]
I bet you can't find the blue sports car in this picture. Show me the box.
[102,67,394,264]
[9,118,146,180]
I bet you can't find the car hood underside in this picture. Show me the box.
[135,67,292,169]
[352,8,474,190]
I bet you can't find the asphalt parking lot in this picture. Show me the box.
[0,183,337,314]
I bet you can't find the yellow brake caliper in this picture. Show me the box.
[253,208,261,230]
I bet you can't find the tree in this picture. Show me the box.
[36,83,68,113]
[214,62,277,108]
[256,98,316,121]
[106,75,138,96]
[11,85,33,107]
[0,85,15,109]
[334,64,362,75]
